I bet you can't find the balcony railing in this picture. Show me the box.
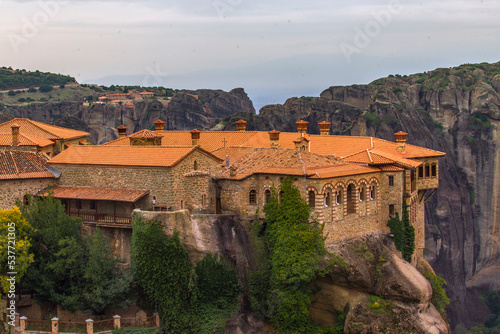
[68,210,131,225]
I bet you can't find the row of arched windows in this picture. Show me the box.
[418,163,437,179]
[248,179,380,213]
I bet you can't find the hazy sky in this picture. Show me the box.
[2,0,499,109]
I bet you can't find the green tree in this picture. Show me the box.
[7,90,15,96]
[131,217,197,332]
[38,84,53,92]
[263,178,327,332]
[80,228,133,314]
[0,207,34,295]
[387,199,415,262]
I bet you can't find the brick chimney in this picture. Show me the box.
[190,129,201,146]
[235,120,247,132]
[154,119,165,132]
[11,123,20,148]
[117,125,127,138]
[395,131,408,153]
[268,130,280,148]
[296,120,308,134]
[318,121,331,136]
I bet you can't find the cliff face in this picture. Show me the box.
[1,88,255,144]
[253,62,500,328]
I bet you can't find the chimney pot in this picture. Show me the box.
[117,125,127,139]
[395,131,408,152]
[153,119,165,132]
[190,129,201,146]
[235,120,247,132]
[296,120,309,134]
[318,121,331,136]
[11,123,20,148]
[268,130,280,148]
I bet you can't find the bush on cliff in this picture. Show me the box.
[387,199,415,262]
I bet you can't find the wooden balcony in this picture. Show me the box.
[68,209,132,228]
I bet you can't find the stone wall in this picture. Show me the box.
[217,170,404,243]
[0,178,57,210]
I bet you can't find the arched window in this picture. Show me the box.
[336,188,343,205]
[249,189,257,204]
[347,184,356,213]
[324,188,332,207]
[425,164,430,178]
[431,164,437,177]
[180,200,183,209]
[194,160,198,170]
[418,166,424,178]
[308,191,315,208]
[369,183,376,200]
[359,184,366,202]
[265,189,271,204]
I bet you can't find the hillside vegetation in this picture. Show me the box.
[0,67,76,90]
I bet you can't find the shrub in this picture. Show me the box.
[28,87,37,93]
[59,84,65,89]
[17,98,26,102]
[39,84,53,92]
[424,272,449,316]
[7,90,15,96]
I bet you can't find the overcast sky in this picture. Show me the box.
[1,0,499,109]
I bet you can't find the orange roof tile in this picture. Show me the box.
[214,148,373,180]
[0,151,55,180]
[40,186,149,202]
[0,133,54,147]
[0,118,89,140]
[128,129,163,139]
[48,145,220,168]
[101,129,445,161]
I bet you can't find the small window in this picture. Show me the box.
[336,190,342,205]
[369,185,376,200]
[194,161,198,170]
[324,190,332,207]
[249,189,257,204]
[388,176,394,187]
[265,189,271,204]
[90,200,96,210]
[359,185,366,202]
[425,165,430,178]
[418,166,424,178]
[308,191,315,208]
[181,200,184,209]
[389,204,395,216]
[431,164,437,178]
[202,194,206,206]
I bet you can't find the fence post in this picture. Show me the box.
[19,316,27,332]
[15,313,20,327]
[154,313,160,327]
[86,319,93,334]
[51,317,59,334]
[113,315,121,329]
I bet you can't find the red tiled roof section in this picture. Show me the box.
[308,164,381,179]
[0,118,89,140]
[40,186,149,202]
[128,129,163,138]
[214,148,372,180]
[0,151,55,180]
[48,145,211,167]
[0,133,54,147]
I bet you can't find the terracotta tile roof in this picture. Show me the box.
[211,147,259,165]
[368,149,422,168]
[128,129,163,139]
[48,145,221,168]
[378,165,405,172]
[214,148,375,180]
[40,186,149,202]
[0,133,54,147]
[0,118,89,140]
[101,130,445,160]
[0,151,55,180]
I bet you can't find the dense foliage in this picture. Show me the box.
[0,207,34,295]
[0,67,75,90]
[131,217,240,333]
[250,177,332,333]
[387,199,415,262]
[18,195,132,313]
[424,271,450,317]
